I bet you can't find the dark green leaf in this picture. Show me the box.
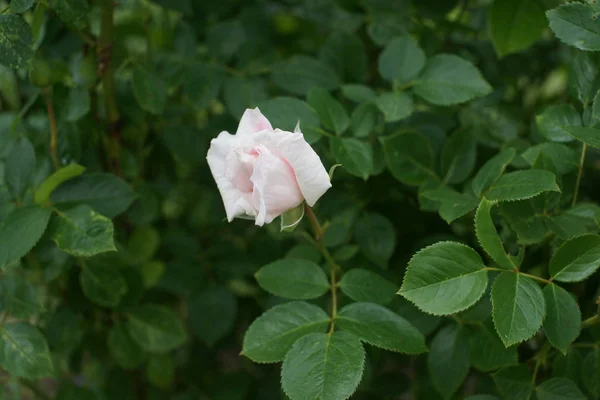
[485,170,561,202]
[473,148,516,197]
[488,0,546,57]
[381,131,437,185]
[499,199,550,245]
[330,137,373,180]
[378,35,425,84]
[9,0,35,13]
[307,88,349,135]
[536,104,581,143]
[521,143,579,175]
[108,323,145,370]
[49,0,89,29]
[493,365,533,400]
[341,84,376,103]
[547,3,600,51]
[375,92,413,122]
[440,129,476,184]
[255,259,329,300]
[132,66,168,115]
[223,76,268,119]
[189,287,237,346]
[80,263,127,308]
[582,350,600,399]
[0,15,33,69]
[354,213,395,268]
[536,377,586,400]
[470,323,518,372]
[319,31,368,83]
[126,304,187,353]
[4,137,35,202]
[65,86,91,122]
[428,324,470,399]
[339,268,397,305]
[351,103,380,138]
[475,198,515,270]
[563,126,600,148]
[0,206,51,269]
[0,275,44,318]
[543,284,581,354]
[271,56,341,95]
[258,97,321,144]
[146,353,174,389]
[0,323,54,379]
[549,234,600,282]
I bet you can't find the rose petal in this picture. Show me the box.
[206,131,257,221]
[236,108,273,136]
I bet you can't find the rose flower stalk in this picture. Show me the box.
[206,108,332,226]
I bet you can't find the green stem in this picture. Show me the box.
[20,380,51,400]
[572,143,587,206]
[582,314,600,329]
[42,88,59,170]
[484,267,551,284]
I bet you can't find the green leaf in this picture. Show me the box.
[568,52,598,107]
[499,199,550,245]
[374,92,414,122]
[223,76,268,119]
[413,54,492,106]
[354,213,396,268]
[472,148,516,198]
[336,302,426,353]
[330,137,373,180]
[146,353,174,390]
[552,348,583,384]
[548,203,600,240]
[378,35,426,84]
[521,143,580,175]
[536,104,581,143]
[307,88,349,135]
[341,84,376,103]
[440,129,476,184]
[34,164,86,205]
[189,287,237,346]
[254,259,329,300]
[55,384,98,400]
[258,97,321,144]
[398,241,488,315]
[49,205,116,257]
[65,86,91,122]
[381,131,437,185]
[9,0,35,13]
[50,173,137,218]
[319,31,368,83]
[0,275,43,318]
[485,170,561,202]
[488,0,546,57]
[493,365,533,400]
[491,273,545,347]
[338,268,397,305]
[127,226,160,263]
[0,323,54,379]
[281,331,364,400]
[0,206,51,269]
[350,103,381,138]
[45,308,84,353]
[475,198,515,270]
[420,186,479,223]
[182,62,223,109]
[132,66,168,115]
[4,137,35,202]
[543,284,581,354]
[428,324,470,399]
[241,301,329,363]
[80,263,127,308]
[126,304,187,353]
[108,322,145,370]
[563,126,600,148]
[547,3,600,51]
[549,234,600,282]
[0,15,33,69]
[536,377,586,400]
[582,350,600,399]
[49,0,89,30]
[271,56,341,96]
[470,323,518,372]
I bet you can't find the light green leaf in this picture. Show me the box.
[413,54,492,106]
[336,302,426,353]
[547,3,600,51]
[0,206,52,269]
[475,198,515,269]
[493,365,533,400]
[281,331,364,400]
[582,350,600,399]
[189,287,237,346]
[108,323,145,370]
[440,129,476,184]
[375,92,413,122]
[543,284,581,355]
[65,86,91,122]
[488,0,546,57]
[398,241,488,315]
[378,35,425,84]
[0,275,44,318]
[341,84,376,103]
[536,104,580,143]
[307,87,349,135]
[354,213,395,268]
[271,56,341,96]
[563,126,600,148]
[330,137,373,180]
[491,273,545,347]
[241,301,329,363]
[258,97,321,144]
[49,0,89,30]
[0,15,33,69]
[470,322,518,372]
[80,263,127,308]
[132,66,168,115]
[472,148,516,198]
[536,377,586,400]
[0,323,54,379]
[50,205,116,257]
[521,143,580,175]
[428,324,470,399]
[485,170,560,202]
[254,259,329,300]
[4,137,35,202]
[9,0,35,13]
[338,268,397,305]
[549,234,600,282]
[381,130,437,185]
[126,304,187,353]
[34,164,86,205]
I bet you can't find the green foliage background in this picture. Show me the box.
[1,0,600,399]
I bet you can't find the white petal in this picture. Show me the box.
[206,131,257,222]
[236,108,273,136]
[270,130,332,206]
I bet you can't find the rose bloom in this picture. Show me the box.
[206,108,331,226]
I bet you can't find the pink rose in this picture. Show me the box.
[206,108,332,226]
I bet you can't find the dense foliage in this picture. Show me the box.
[1,0,600,399]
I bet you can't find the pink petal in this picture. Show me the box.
[236,108,273,136]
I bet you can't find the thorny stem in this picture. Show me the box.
[304,203,341,334]
[43,88,59,170]
[572,143,587,206]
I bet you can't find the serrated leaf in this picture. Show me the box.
[0,206,52,269]
[420,186,480,224]
[493,365,533,400]
[281,331,364,400]
[547,3,600,51]
[330,137,373,180]
[0,15,33,69]
[549,234,600,282]
[440,129,476,184]
[536,377,586,400]
[4,137,35,202]
[563,126,600,148]
[413,54,492,106]
[189,287,237,346]
[543,284,581,355]
[548,203,600,240]
[307,87,349,135]
[336,302,426,353]
[49,205,116,257]
[485,170,560,202]
[428,324,470,399]
[108,323,145,370]
[491,273,545,347]
[0,323,54,379]
[582,350,600,399]
[255,259,329,300]
[475,198,516,269]
[472,148,516,198]
[271,56,341,96]
[381,130,437,186]
[375,91,414,122]
[338,268,397,305]
[470,322,518,372]
[488,0,546,57]
[80,263,127,308]
[34,164,86,205]
[49,0,89,30]
[0,275,44,318]
[241,301,329,363]
[354,213,395,268]
[126,304,187,353]
[536,104,580,143]
[521,143,580,175]
[398,241,488,315]
[378,35,425,84]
